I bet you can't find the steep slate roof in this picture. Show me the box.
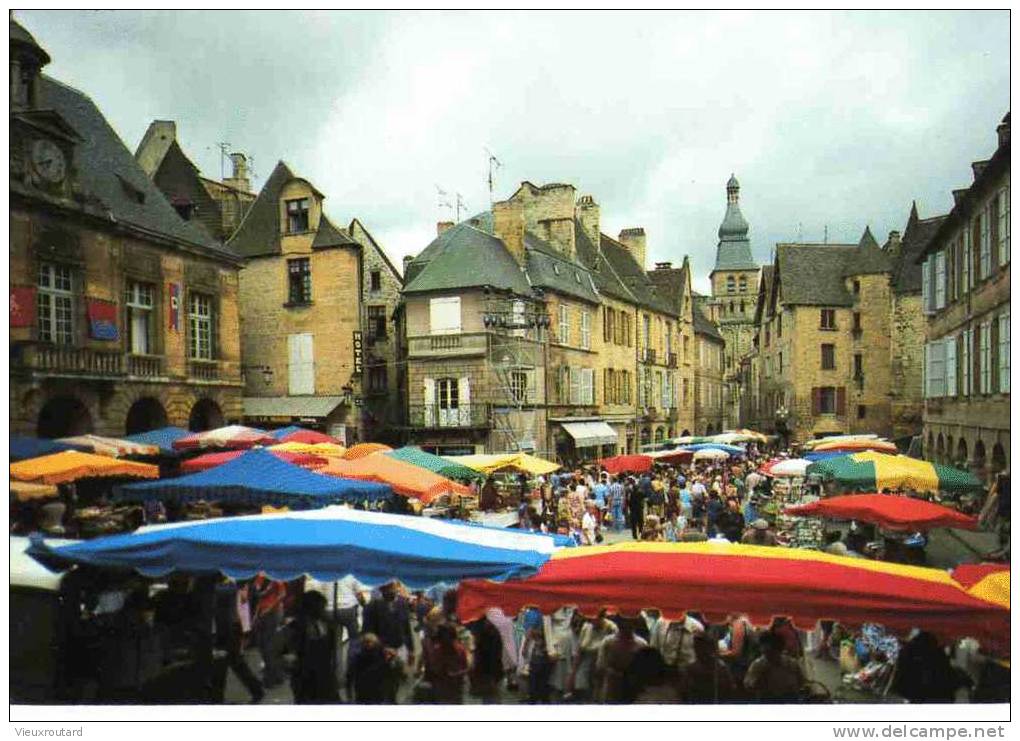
[349,218,404,284]
[843,226,893,276]
[523,231,600,303]
[774,243,858,306]
[312,215,358,249]
[753,264,775,325]
[892,204,947,293]
[646,258,690,311]
[599,235,677,316]
[33,76,233,261]
[692,302,723,342]
[573,221,636,304]
[402,221,530,295]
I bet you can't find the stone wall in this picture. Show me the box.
[889,292,925,439]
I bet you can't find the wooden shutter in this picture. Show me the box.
[811,387,821,415]
[423,378,435,426]
[458,377,471,425]
[288,333,314,395]
[836,387,846,416]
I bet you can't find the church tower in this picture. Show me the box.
[708,175,760,428]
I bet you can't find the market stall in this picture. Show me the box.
[11,451,160,485]
[57,434,159,458]
[811,438,899,455]
[785,494,980,532]
[601,454,653,475]
[805,451,983,494]
[268,441,347,457]
[114,448,391,509]
[342,442,393,460]
[125,427,190,456]
[385,446,482,481]
[172,425,276,452]
[275,428,340,445]
[180,449,329,473]
[30,505,565,587]
[646,448,694,465]
[10,437,89,462]
[456,542,1010,653]
[446,453,560,476]
[10,479,60,502]
[319,453,473,506]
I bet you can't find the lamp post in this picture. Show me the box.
[775,404,790,451]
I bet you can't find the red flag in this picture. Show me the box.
[10,286,36,328]
[87,298,119,340]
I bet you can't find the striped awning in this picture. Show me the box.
[560,421,617,448]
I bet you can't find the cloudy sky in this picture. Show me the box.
[20,10,1009,291]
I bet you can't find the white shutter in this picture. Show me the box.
[429,297,461,335]
[527,368,538,402]
[569,368,581,405]
[922,343,928,399]
[999,311,1010,393]
[961,329,972,396]
[458,376,471,425]
[423,377,436,426]
[980,322,991,394]
[921,257,931,314]
[288,333,314,395]
[980,206,991,279]
[934,250,946,309]
[945,335,957,397]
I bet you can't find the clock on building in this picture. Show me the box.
[30,138,66,184]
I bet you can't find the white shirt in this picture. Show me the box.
[651,614,705,667]
[581,511,597,544]
[306,575,368,610]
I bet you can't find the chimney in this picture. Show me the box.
[654,261,673,271]
[540,218,576,260]
[618,228,647,270]
[886,230,902,256]
[997,112,1010,148]
[224,152,250,192]
[437,221,454,236]
[575,195,600,249]
[492,199,526,266]
[402,255,413,275]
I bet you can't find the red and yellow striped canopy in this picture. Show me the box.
[457,542,1010,653]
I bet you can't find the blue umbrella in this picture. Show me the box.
[125,427,190,456]
[114,448,391,509]
[803,450,852,463]
[684,443,745,455]
[29,506,563,588]
[269,426,306,440]
[10,436,89,462]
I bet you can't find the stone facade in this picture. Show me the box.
[350,218,405,445]
[692,297,726,435]
[9,21,243,438]
[918,113,1010,483]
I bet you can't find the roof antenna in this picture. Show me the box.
[796,222,803,242]
[485,147,502,205]
[216,142,231,181]
[824,224,829,244]
[455,192,466,222]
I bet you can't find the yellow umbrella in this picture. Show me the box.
[445,453,560,476]
[269,441,347,457]
[10,479,60,501]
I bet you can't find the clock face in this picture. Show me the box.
[31,139,67,184]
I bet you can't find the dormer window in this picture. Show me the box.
[286,198,310,233]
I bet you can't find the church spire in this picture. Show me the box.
[712,173,756,274]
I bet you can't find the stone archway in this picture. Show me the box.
[973,440,987,481]
[37,395,93,439]
[188,398,224,432]
[991,443,1007,475]
[956,438,969,469]
[125,397,169,435]
[926,432,935,460]
[936,434,945,463]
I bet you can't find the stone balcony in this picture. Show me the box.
[407,403,490,429]
[12,342,124,378]
[407,332,489,359]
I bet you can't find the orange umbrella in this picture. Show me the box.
[320,455,473,505]
[342,443,393,460]
[11,450,159,485]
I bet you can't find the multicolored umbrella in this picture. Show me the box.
[180,449,328,473]
[270,441,347,457]
[647,448,694,465]
[801,434,879,450]
[693,449,729,462]
[278,429,340,445]
[385,446,481,480]
[57,434,159,458]
[785,494,980,532]
[342,442,393,460]
[684,443,745,455]
[805,451,983,493]
[30,505,564,589]
[446,453,560,476]
[766,458,812,478]
[173,425,276,451]
[812,438,899,455]
[10,451,159,485]
[456,542,1010,653]
[320,454,474,505]
[601,454,653,475]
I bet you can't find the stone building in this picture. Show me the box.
[704,175,760,429]
[917,112,1010,483]
[399,182,689,461]
[647,257,697,438]
[9,18,244,437]
[135,120,256,243]
[692,296,726,435]
[749,223,926,444]
[227,161,365,442]
[349,218,405,445]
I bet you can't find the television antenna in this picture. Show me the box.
[485,147,502,204]
[216,142,231,181]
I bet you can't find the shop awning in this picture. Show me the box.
[560,421,617,448]
[243,396,346,420]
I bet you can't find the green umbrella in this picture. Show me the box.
[386,446,483,481]
[805,451,983,493]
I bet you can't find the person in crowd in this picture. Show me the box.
[519,625,553,703]
[251,574,287,689]
[581,501,599,545]
[214,577,264,704]
[718,498,746,543]
[679,479,693,522]
[469,613,505,703]
[650,611,705,675]
[893,631,972,703]
[719,613,758,691]
[286,591,339,703]
[705,493,724,537]
[822,530,852,556]
[567,481,586,529]
[597,616,647,703]
[593,474,609,514]
[574,609,618,702]
[743,630,807,701]
[421,621,469,704]
[625,646,680,703]
[347,632,396,704]
[742,518,778,546]
[361,580,414,700]
[608,475,626,533]
[480,476,500,512]
[680,633,736,703]
[628,477,646,541]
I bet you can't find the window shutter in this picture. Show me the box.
[945,336,957,397]
[961,330,971,396]
[583,368,594,404]
[935,251,946,309]
[429,297,461,335]
[921,257,931,313]
[1000,312,1011,394]
[836,387,846,416]
[458,377,471,425]
[527,368,538,402]
[811,387,820,415]
[423,378,435,426]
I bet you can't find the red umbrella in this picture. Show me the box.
[180,449,327,473]
[600,454,653,475]
[784,493,979,532]
[173,425,276,451]
[280,429,340,445]
[457,543,1010,654]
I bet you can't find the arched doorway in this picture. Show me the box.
[640,427,651,450]
[946,436,954,464]
[680,429,690,438]
[654,427,665,444]
[926,432,935,460]
[973,440,987,481]
[936,434,945,463]
[188,398,224,432]
[37,395,93,439]
[991,443,1007,475]
[956,438,968,469]
[125,397,169,435]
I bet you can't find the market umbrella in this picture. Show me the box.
[343,442,393,460]
[805,451,983,493]
[803,450,852,463]
[125,427,190,456]
[767,458,812,478]
[10,479,60,502]
[647,448,694,465]
[601,454,653,475]
[385,446,482,481]
[456,542,1011,653]
[173,425,276,452]
[115,449,390,509]
[784,494,980,532]
[320,455,473,505]
[269,426,306,440]
[11,451,159,485]
[693,449,729,462]
[279,429,340,445]
[10,437,90,462]
[812,438,899,455]
[670,436,713,446]
[57,434,159,458]
[801,435,879,451]
[180,449,328,473]
[684,443,745,455]
[446,453,560,476]
[29,505,564,589]
[269,441,347,457]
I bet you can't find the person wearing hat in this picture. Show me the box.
[742,518,778,546]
